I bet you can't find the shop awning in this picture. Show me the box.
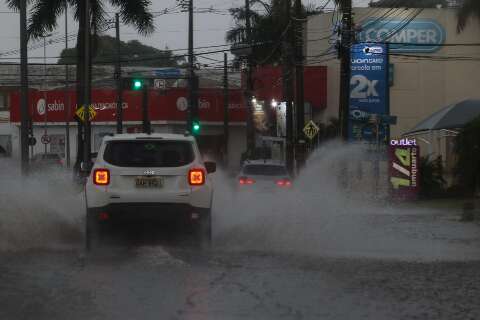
[405,99,480,135]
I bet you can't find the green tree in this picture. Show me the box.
[6,0,153,105]
[369,0,448,8]
[7,0,154,168]
[454,116,480,195]
[58,35,185,67]
[227,0,320,65]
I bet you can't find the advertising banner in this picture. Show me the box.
[10,88,247,124]
[349,43,389,142]
[388,143,420,200]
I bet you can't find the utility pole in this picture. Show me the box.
[244,0,255,155]
[19,0,29,175]
[115,13,123,134]
[223,52,229,164]
[65,0,71,168]
[283,0,294,175]
[82,0,92,174]
[294,0,306,170]
[339,0,353,140]
[187,0,198,133]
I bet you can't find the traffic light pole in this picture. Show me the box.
[115,13,124,134]
[339,0,353,141]
[187,0,199,134]
[142,85,151,134]
[20,0,29,176]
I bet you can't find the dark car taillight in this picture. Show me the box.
[239,177,255,185]
[276,179,292,187]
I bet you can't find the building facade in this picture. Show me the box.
[306,7,480,170]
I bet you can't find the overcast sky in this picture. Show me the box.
[0,0,371,65]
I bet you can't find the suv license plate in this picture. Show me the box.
[135,177,163,188]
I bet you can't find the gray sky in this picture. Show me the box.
[0,0,370,65]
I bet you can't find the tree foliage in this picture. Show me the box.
[454,116,480,195]
[226,0,320,66]
[58,35,185,67]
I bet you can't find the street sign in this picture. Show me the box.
[303,120,320,140]
[154,79,166,90]
[75,105,97,122]
[41,134,51,145]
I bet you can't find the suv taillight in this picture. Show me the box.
[189,168,205,186]
[94,169,110,186]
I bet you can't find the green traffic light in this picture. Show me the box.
[133,79,143,90]
[192,122,200,134]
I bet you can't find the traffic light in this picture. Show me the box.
[132,78,144,90]
[191,119,201,135]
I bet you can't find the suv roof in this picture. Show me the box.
[102,133,196,143]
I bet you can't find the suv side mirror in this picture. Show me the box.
[204,161,216,174]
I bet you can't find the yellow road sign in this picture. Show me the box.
[303,120,320,140]
[75,105,97,122]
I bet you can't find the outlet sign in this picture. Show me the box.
[389,145,420,200]
[358,19,446,53]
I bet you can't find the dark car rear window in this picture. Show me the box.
[243,164,288,176]
[103,140,194,167]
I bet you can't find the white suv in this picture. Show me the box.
[85,133,216,249]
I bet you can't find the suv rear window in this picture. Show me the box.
[243,164,288,176]
[103,140,194,167]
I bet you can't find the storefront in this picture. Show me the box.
[10,87,247,169]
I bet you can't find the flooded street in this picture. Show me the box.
[1,148,480,320]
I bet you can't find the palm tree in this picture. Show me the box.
[227,0,320,66]
[457,0,480,32]
[7,0,154,170]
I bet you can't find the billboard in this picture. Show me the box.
[357,19,446,53]
[349,43,389,142]
[10,88,247,124]
[389,144,420,200]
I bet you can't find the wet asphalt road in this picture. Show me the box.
[1,160,480,319]
[1,217,480,320]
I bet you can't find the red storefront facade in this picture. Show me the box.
[10,88,247,124]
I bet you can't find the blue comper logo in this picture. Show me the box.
[358,19,446,53]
